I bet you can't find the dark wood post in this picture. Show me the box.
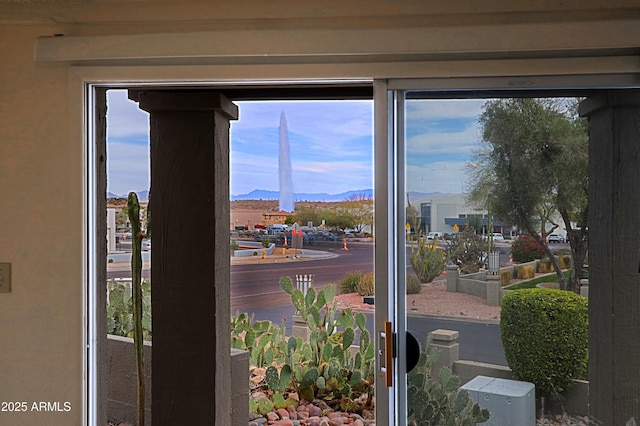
[135,90,238,425]
[580,90,640,424]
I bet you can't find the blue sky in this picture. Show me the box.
[106,90,485,197]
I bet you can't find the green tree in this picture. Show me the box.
[337,195,374,234]
[467,98,588,292]
[406,195,420,237]
[116,205,130,227]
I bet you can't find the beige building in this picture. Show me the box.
[1,2,639,425]
[230,209,263,230]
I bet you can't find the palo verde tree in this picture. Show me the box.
[338,194,374,234]
[467,98,588,292]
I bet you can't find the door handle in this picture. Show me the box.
[406,331,421,373]
[379,321,393,387]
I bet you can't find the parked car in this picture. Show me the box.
[426,231,444,240]
[491,233,505,241]
[141,239,151,251]
[547,234,566,243]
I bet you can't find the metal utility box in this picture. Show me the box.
[460,375,535,425]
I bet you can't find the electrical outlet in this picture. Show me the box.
[0,263,11,293]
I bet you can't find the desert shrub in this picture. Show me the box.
[500,270,511,286]
[445,227,488,273]
[339,270,364,294]
[511,235,546,263]
[356,272,375,296]
[406,274,422,295]
[410,238,447,283]
[558,255,572,269]
[538,258,552,273]
[517,265,535,279]
[501,288,588,397]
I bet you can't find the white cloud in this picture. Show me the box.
[106,141,150,195]
[406,124,481,156]
[406,99,485,121]
[106,90,150,138]
[406,161,472,194]
[105,93,485,197]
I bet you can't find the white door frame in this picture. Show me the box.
[80,68,638,425]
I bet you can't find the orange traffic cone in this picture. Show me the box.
[342,238,349,251]
[284,235,288,247]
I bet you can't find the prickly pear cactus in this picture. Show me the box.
[407,345,490,425]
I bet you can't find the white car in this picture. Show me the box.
[547,234,565,243]
[141,239,151,251]
[490,233,505,241]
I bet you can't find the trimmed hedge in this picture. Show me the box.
[500,288,588,397]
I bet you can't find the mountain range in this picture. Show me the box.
[108,189,447,203]
[231,189,373,202]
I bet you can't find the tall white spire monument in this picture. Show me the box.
[279,111,294,212]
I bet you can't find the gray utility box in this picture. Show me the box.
[460,375,535,425]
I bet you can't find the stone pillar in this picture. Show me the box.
[580,90,640,425]
[485,274,501,307]
[291,314,311,341]
[445,264,459,292]
[428,329,460,378]
[230,349,249,426]
[136,90,238,426]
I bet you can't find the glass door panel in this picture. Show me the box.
[376,86,511,426]
[403,95,487,425]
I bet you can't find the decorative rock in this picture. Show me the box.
[277,408,290,419]
[308,405,322,417]
[266,411,280,421]
[313,399,331,411]
[361,409,375,420]
[288,406,298,420]
[353,420,364,426]
[271,420,294,426]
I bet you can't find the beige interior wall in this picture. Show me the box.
[0,1,639,425]
[0,25,84,425]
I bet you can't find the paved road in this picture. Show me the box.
[108,240,508,365]
[230,242,373,310]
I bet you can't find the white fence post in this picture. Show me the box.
[295,274,314,297]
